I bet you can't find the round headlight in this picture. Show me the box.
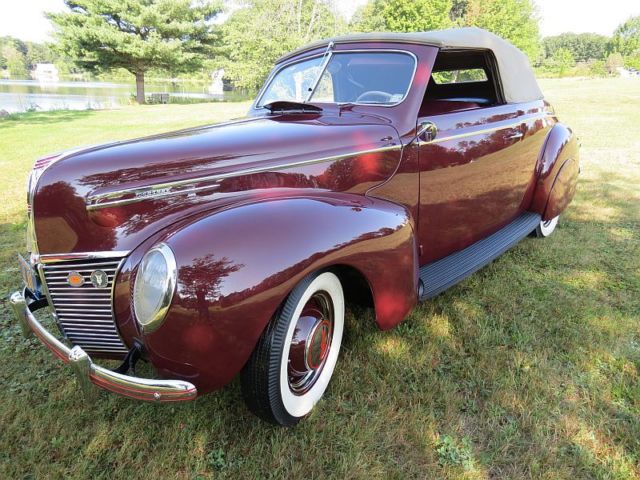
[133,243,177,333]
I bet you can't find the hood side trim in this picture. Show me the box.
[86,143,402,210]
[39,251,131,264]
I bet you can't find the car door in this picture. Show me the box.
[414,48,544,264]
[417,103,531,263]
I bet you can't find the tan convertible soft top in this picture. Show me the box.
[278,27,542,104]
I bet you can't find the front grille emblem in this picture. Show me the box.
[67,271,85,287]
[90,270,109,288]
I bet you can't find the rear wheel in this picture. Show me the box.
[534,215,559,238]
[241,271,344,426]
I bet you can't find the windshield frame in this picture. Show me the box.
[254,48,418,109]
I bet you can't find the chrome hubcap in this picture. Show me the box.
[287,292,333,395]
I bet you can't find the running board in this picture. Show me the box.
[419,212,541,299]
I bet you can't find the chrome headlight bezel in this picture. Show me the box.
[133,243,177,333]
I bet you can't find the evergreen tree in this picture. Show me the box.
[48,0,222,103]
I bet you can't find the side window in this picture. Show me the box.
[259,56,325,105]
[420,50,502,117]
[310,52,416,105]
[431,68,488,84]
[312,72,335,102]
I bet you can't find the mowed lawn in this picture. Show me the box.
[0,78,638,479]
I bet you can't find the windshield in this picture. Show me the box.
[257,51,416,107]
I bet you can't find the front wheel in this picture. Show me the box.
[534,215,560,238]
[241,271,344,426]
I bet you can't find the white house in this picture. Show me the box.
[32,63,59,82]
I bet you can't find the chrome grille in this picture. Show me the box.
[40,257,128,355]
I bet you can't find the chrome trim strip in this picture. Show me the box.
[36,263,55,308]
[254,49,419,110]
[277,37,442,64]
[9,291,197,402]
[54,319,115,325]
[110,258,126,344]
[418,113,549,146]
[86,144,402,210]
[87,183,221,210]
[36,262,65,337]
[39,251,130,264]
[306,42,334,102]
[42,293,111,297]
[47,284,110,290]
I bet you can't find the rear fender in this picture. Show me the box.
[130,193,418,392]
[530,123,580,220]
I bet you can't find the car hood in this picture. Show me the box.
[31,112,402,255]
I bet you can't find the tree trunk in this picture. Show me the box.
[135,72,145,104]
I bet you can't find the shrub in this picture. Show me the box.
[605,53,625,74]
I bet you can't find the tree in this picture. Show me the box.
[625,54,640,71]
[611,16,640,56]
[352,0,452,33]
[25,42,57,69]
[454,0,540,62]
[47,0,222,104]
[0,38,11,71]
[552,48,575,77]
[0,37,58,74]
[2,44,28,78]
[543,33,608,63]
[605,52,624,74]
[219,0,345,91]
[449,0,467,22]
[0,37,29,77]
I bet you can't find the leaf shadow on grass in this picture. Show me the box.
[0,109,97,130]
[576,174,640,223]
[381,190,639,478]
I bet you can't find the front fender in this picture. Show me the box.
[126,193,417,392]
[530,123,580,219]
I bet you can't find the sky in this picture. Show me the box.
[2,0,640,43]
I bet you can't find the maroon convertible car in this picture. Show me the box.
[10,27,578,425]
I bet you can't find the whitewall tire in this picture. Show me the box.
[241,271,344,426]
[535,215,559,238]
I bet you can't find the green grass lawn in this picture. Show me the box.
[0,79,638,479]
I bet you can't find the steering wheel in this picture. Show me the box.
[355,91,393,104]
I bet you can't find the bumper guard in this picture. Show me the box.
[9,290,197,402]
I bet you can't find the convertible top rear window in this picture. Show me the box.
[258,51,416,107]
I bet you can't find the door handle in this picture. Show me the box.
[417,121,438,143]
[507,132,524,141]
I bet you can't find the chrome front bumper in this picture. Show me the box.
[9,290,197,402]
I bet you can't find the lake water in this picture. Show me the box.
[0,79,233,113]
